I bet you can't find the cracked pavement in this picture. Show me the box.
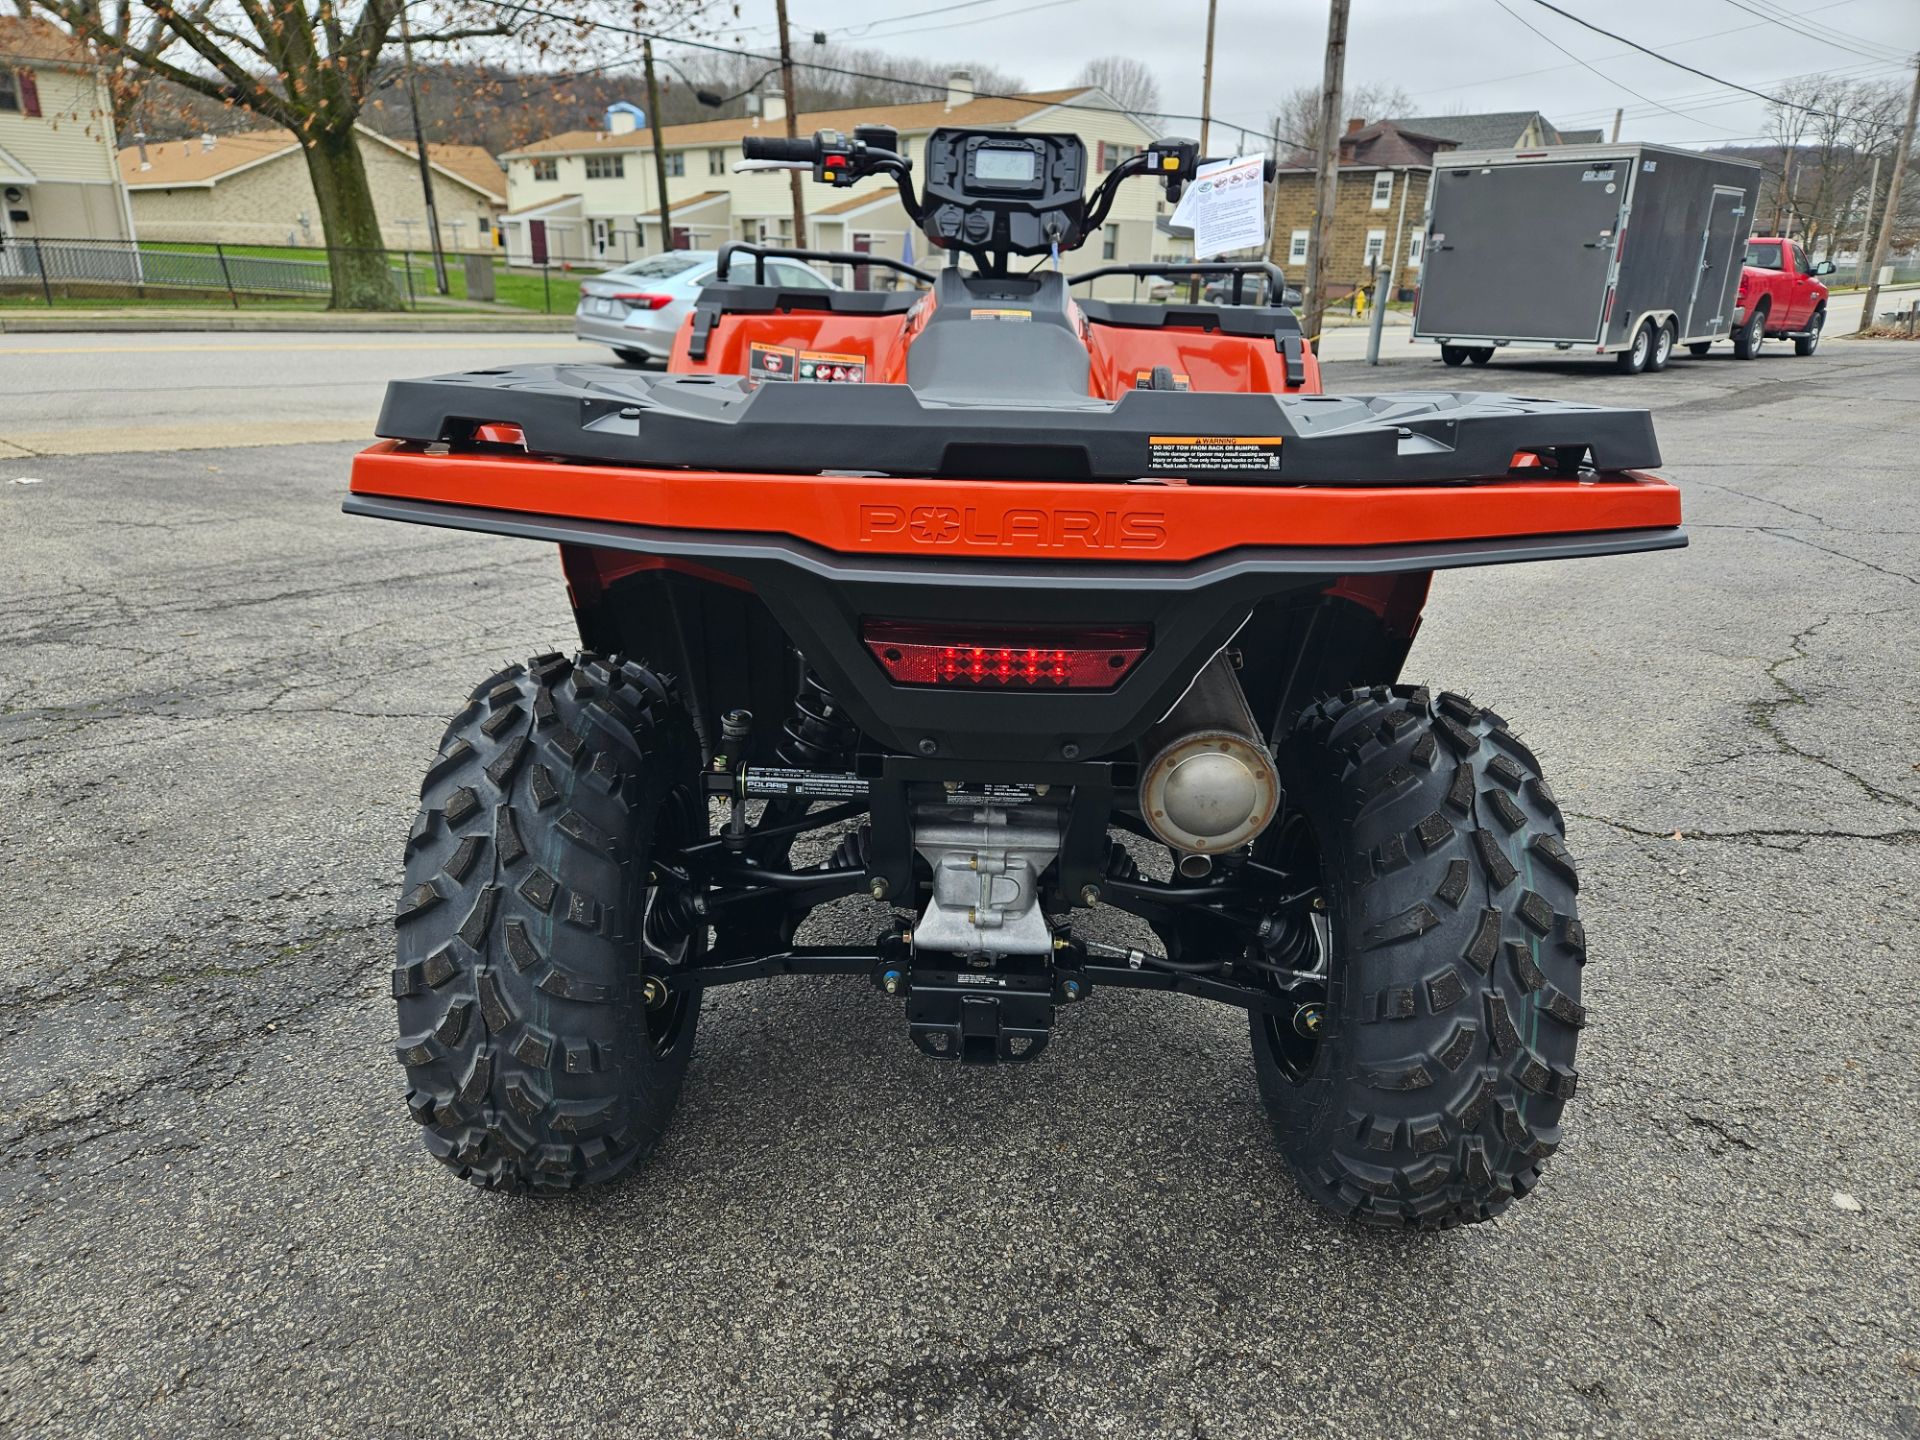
[2,336,1916,1438]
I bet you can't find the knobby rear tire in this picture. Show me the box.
[1252,685,1586,1230]
[392,651,703,1194]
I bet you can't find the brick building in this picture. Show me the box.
[1268,119,1456,304]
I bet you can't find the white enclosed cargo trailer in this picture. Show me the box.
[1412,143,1763,374]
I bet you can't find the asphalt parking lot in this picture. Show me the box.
[2,334,1916,1438]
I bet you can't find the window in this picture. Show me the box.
[1097,142,1139,173]
[1744,241,1783,270]
[585,155,625,180]
[772,261,831,289]
[1371,172,1393,209]
[664,152,686,177]
[0,70,17,114]
[1407,231,1424,267]
[1792,242,1813,275]
[1363,229,1386,268]
[1102,224,1119,261]
[708,148,726,176]
[531,158,558,182]
[1289,229,1309,264]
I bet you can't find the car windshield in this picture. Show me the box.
[1745,242,1783,270]
[607,253,707,280]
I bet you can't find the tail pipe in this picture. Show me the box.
[1136,652,1280,863]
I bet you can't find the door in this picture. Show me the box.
[851,232,873,291]
[591,218,609,256]
[528,220,548,265]
[1418,159,1626,342]
[1685,185,1748,339]
[1785,242,1816,328]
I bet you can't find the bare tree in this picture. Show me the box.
[1269,79,1411,154]
[26,0,608,309]
[1074,54,1159,119]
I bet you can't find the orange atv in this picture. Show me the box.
[349,126,1682,1228]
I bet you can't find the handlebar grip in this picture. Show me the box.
[741,136,818,162]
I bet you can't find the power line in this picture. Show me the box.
[1487,0,1748,133]
[1548,55,1912,128]
[1730,0,1911,62]
[833,0,1093,43]
[1715,0,1909,65]
[1404,0,1876,101]
[489,0,1298,145]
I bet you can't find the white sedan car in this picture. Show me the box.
[573,249,840,364]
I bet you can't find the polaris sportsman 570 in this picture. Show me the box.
[348,126,1683,1228]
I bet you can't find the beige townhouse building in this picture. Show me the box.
[499,74,1190,295]
[0,18,137,271]
[119,124,506,250]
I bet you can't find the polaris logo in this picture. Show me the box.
[859,504,1168,551]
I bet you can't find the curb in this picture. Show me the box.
[0,311,575,335]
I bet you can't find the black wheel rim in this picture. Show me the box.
[1255,811,1333,1084]
[640,785,702,1056]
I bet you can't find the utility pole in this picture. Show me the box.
[1302,0,1350,341]
[1609,108,1622,144]
[1198,0,1219,156]
[1855,153,1881,279]
[1858,54,1920,335]
[643,38,673,253]
[774,0,808,247]
[1367,167,1410,366]
[1265,116,1285,265]
[398,3,448,295]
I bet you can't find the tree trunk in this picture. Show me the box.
[300,125,402,310]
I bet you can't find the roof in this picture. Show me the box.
[0,17,92,68]
[816,189,906,216]
[388,139,506,202]
[504,192,582,218]
[1280,120,1457,172]
[1559,128,1605,145]
[118,126,507,201]
[1385,111,1557,150]
[502,86,1096,158]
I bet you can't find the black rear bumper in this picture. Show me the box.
[374,364,1662,483]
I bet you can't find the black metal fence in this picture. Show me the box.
[0,236,579,312]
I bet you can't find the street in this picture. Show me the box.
[2,334,1917,1438]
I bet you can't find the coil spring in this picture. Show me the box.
[776,669,860,773]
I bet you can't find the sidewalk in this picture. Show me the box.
[0,308,574,335]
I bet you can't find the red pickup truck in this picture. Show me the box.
[1700,236,1832,360]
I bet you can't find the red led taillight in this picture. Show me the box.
[862,621,1148,690]
[611,292,673,309]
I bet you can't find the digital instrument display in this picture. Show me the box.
[974,148,1037,184]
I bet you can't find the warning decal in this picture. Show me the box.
[969,307,1032,321]
[749,342,796,383]
[1147,435,1284,474]
[798,350,868,383]
[1134,369,1191,390]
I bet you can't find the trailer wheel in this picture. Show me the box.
[1794,308,1824,356]
[1687,342,1713,358]
[1647,320,1676,372]
[1733,303,1767,360]
[1466,348,1492,367]
[1614,321,1653,374]
[1440,344,1469,367]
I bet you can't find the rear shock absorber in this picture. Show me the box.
[753,667,863,861]
[776,668,860,773]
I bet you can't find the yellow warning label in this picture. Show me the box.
[969,307,1032,321]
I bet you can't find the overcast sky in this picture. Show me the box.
[703,0,1919,150]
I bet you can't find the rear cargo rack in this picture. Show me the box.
[375,364,1660,485]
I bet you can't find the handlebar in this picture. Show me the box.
[740,135,820,163]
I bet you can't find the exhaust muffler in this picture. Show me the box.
[1137,652,1280,857]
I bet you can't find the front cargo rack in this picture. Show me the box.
[375,364,1661,485]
